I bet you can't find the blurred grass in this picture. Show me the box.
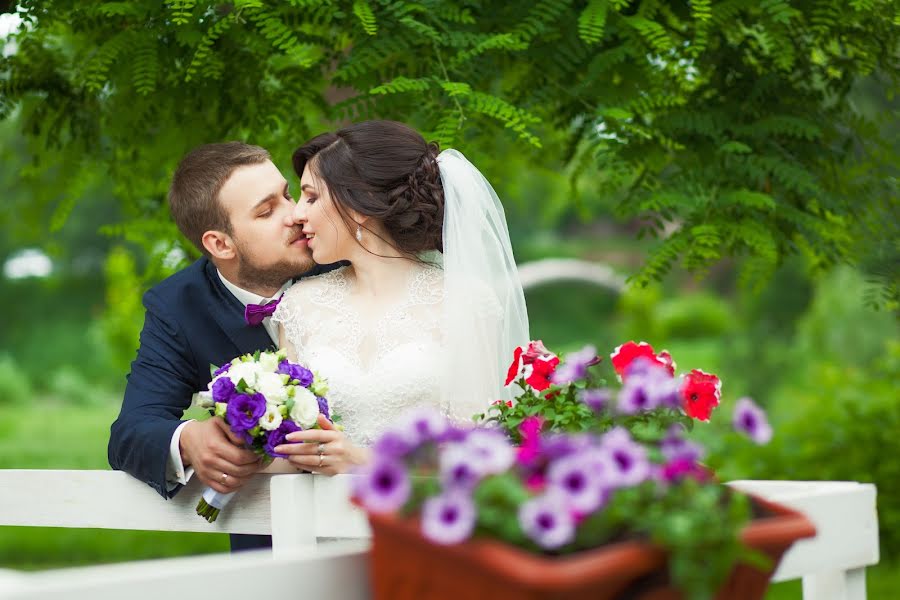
[0,400,228,569]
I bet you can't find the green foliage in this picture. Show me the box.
[0,354,33,405]
[1,0,896,300]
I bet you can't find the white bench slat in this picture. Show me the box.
[0,547,370,600]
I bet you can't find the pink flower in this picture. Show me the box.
[516,416,544,466]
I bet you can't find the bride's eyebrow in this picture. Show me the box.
[300,183,317,194]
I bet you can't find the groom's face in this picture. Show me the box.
[218,160,314,288]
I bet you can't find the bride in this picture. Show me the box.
[269,120,529,474]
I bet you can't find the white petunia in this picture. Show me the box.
[259,405,283,431]
[290,387,320,429]
[256,371,288,405]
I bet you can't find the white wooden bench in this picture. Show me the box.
[0,472,880,600]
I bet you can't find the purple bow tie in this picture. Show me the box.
[244,297,281,326]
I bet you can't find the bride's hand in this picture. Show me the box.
[273,414,371,476]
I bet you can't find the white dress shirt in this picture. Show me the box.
[164,272,291,491]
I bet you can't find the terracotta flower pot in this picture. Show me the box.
[366,495,815,600]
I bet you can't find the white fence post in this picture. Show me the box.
[269,474,317,557]
[801,567,868,600]
[727,480,879,600]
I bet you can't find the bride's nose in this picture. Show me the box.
[290,198,307,225]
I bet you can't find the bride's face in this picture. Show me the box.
[293,164,357,264]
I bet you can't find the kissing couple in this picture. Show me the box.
[109,119,530,551]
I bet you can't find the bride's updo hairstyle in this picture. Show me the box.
[292,120,444,255]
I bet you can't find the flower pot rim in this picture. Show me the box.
[367,491,816,592]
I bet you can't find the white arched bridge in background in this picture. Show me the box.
[517,258,627,293]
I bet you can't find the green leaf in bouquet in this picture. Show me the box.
[209,363,221,377]
[181,405,212,421]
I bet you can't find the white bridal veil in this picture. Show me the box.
[436,150,530,419]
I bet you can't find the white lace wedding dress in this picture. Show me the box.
[272,264,451,446]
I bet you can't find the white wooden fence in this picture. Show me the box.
[0,471,880,600]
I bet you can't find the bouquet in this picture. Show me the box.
[354,341,775,599]
[189,349,330,522]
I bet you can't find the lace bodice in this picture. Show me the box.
[272,265,447,445]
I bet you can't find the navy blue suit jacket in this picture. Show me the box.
[108,257,339,498]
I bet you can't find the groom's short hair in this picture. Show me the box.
[169,142,271,254]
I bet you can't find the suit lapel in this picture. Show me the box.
[204,260,277,354]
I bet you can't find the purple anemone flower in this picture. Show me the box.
[316,396,330,420]
[225,392,266,433]
[579,388,612,413]
[212,362,231,377]
[546,452,606,514]
[601,427,650,487]
[551,345,600,384]
[353,458,411,514]
[264,420,301,458]
[518,493,576,550]
[277,360,314,387]
[733,397,773,445]
[211,376,236,403]
[421,492,477,545]
[617,363,681,414]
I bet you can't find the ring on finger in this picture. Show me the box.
[317,443,326,456]
[317,454,324,468]
[221,473,228,484]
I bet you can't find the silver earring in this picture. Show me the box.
[355,224,363,242]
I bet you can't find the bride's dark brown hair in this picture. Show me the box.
[292,120,444,255]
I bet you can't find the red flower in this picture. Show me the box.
[525,355,559,391]
[505,346,524,385]
[492,400,514,408]
[680,369,721,421]
[505,340,559,390]
[610,341,675,379]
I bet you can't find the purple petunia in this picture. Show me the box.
[601,427,651,488]
[551,345,600,385]
[277,360,314,387]
[354,458,411,514]
[660,425,706,463]
[579,388,612,413]
[518,492,576,550]
[439,444,483,490]
[421,492,477,545]
[616,362,681,414]
[397,407,449,446]
[372,430,415,460]
[546,451,607,514]
[225,392,267,433]
[211,376,236,403]
[732,397,773,445]
[460,429,515,475]
[264,419,301,458]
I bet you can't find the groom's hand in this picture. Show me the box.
[180,418,263,493]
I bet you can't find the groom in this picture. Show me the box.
[108,142,338,551]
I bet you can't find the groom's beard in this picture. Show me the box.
[233,241,314,292]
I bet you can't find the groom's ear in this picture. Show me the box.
[201,230,236,260]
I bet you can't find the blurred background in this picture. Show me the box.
[0,2,897,597]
